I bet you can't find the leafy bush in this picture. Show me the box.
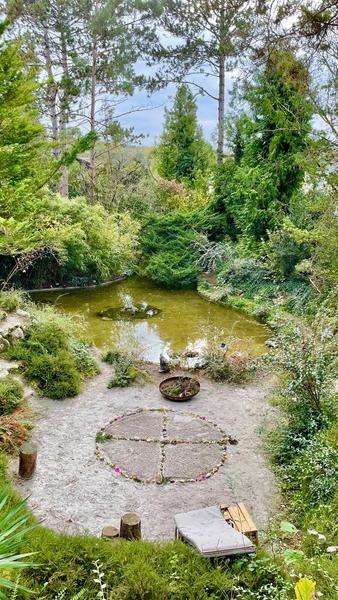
[218,257,272,297]
[268,320,336,415]
[279,422,338,518]
[139,209,225,289]
[203,345,256,384]
[70,341,100,378]
[7,305,97,399]
[0,290,24,313]
[25,352,81,399]
[0,376,24,415]
[267,318,336,464]
[103,350,139,388]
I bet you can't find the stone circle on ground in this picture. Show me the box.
[96,408,228,484]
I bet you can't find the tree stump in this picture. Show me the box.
[101,526,119,540]
[120,512,141,540]
[19,442,37,479]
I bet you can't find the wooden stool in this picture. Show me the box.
[220,501,259,545]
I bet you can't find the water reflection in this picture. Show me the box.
[31,278,269,361]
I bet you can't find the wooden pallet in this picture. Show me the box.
[219,501,259,545]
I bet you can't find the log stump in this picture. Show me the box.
[19,442,37,479]
[101,526,119,540]
[120,512,141,540]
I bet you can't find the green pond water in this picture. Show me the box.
[31,278,269,361]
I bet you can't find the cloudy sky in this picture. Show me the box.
[115,69,236,147]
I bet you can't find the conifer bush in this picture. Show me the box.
[0,376,24,415]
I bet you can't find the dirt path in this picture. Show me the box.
[11,362,278,541]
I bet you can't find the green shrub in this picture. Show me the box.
[139,209,225,289]
[203,346,256,384]
[0,376,24,415]
[6,305,98,399]
[103,350,138,388]
[279,422,338,519]
[21,528,287,599]
[70,341,100,378]
[0,289,24,313]
[24,351,81,399]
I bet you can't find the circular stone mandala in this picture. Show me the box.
[95,408,228,484]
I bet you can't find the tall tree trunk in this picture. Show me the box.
[89,25,97,204]
[42,24,59,161]
[58,23,70,197]
[217,0,225,165]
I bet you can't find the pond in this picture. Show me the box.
[31,278,269,361]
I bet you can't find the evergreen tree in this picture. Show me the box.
[215,48,313,243]
[156,84,213,187]
[149,0,259,164]
[0,20,46,202]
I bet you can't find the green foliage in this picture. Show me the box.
[156,84,215,188]
[0,377,24,416]
[103,350,138,388]
[0,291,24,313]
[216,48,312,244]
[24,352,81,400]
[139,209,223,289]
[19,526,288,600]
[0,23,48,197]
[0,24,139,290]
[279,422,338,519]
[0,487,36,599]
[70,342,100,378]
[203,347,256,384]
[7,305,97,399]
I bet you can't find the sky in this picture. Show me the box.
[115,70,236,147]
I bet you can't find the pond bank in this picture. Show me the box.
[11,359,278,541]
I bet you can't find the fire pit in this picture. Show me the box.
[159,376,200,402]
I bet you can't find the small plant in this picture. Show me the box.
[0,487,37,599]
[70,341,100,378]
[104,350,137,388]
[95,432,112,443]
[203,345,256,384]
[0,290,24,314]
[0,377,24,416]
[162,378,199,397]
[0,410,28,454]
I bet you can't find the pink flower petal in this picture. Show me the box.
[114,467,121,473]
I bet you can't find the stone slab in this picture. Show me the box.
[166,412,223,442]
[163,442,226,480]
[99,439,161,480]
[105,411,163,440]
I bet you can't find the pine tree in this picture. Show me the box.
[0,20,50,212]
[156,84,213,186]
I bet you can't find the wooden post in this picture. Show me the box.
[120,512,141,540]
[101,526,119,540]
[19,442,37,479]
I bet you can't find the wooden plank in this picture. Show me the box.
[227,506,250,531]
[220,501,259,545]
[237,502,256,531]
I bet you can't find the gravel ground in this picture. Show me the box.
[11,361,278,541]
